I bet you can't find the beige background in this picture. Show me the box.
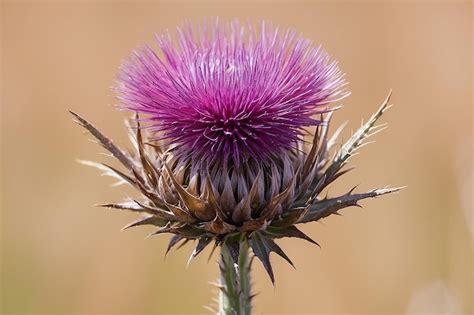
[1,1,472,314]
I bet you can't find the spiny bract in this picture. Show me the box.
[72,20,399,283]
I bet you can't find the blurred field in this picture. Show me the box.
[1,1,472,314]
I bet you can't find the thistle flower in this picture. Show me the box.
[71,19,400,314]
[116,21,347,166]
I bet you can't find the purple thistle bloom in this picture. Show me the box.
[116,20,348,166]
[73,19,399,313]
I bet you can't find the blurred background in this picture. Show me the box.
[1,1,472,314]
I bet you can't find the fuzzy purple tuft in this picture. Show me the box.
[116,20,348,165]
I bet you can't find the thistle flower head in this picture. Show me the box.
[116,20,347,165]
[72,19,399,285]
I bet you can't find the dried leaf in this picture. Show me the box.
[101,163,137,187]
[163,202,196,223]
[205,176,228,221]
[324,91,392,183]
[158,176,178,204]
[166,235,185,256]
[188,237,212,265]
[97,201,174,221]
[132,199,177,221]
[302,124,321,177]
[148,224,207,239]
[249,231,294,284]
[70,111,134,170]
[264,226,319,246]
[241,217,268,232]
[203,217,236,235]
[165,165,215,221]
[270,206,308,227]
[220,172,237,218]
[260,173,297,220]
[232,171,261,223]
[301,186,403,223]
[134,115,159,188]
[121,215,167,230]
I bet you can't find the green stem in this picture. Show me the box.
[218,240,252,315]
